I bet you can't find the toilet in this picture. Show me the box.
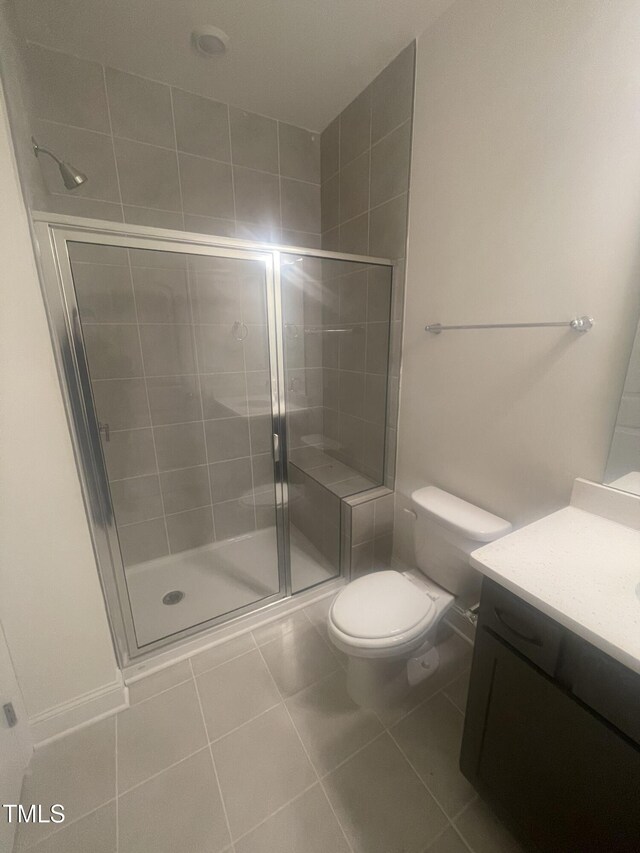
[328,487,512,709]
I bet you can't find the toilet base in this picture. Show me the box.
[345,640,441,710]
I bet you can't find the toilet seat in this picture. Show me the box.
[328,571,438,657]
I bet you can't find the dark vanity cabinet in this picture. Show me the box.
[460,578,640,853]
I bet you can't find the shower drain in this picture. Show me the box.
[162,590,185,606]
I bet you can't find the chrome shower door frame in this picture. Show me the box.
[33,220,290,665]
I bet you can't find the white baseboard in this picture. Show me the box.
[29,677,128,747]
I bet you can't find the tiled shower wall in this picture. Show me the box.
[69,242,276,565]
[320,42,415,487]
[23,43,321,247]
[320,260,392,484]
[19,38,415,577]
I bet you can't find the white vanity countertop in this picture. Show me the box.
[470,506,640,674]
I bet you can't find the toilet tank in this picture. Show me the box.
[410,487,512,603]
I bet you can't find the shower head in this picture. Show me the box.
[32,137,88,190]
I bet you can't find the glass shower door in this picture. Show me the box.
[63,238,284,650]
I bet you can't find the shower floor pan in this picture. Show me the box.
[124,525,336,647]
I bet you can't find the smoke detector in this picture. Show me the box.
[192,26,230,57]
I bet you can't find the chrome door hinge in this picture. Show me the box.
[272,433,280,462]
[98,422,110,442]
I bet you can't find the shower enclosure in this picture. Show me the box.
[35,216,394,663]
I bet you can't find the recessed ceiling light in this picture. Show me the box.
[191,26,230,57]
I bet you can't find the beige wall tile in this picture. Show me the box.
[123,206,183,229]
[213,497,255,539]
[154,422,206,471]
[209,457,252,503]
[205,416,251,462]
[146,375,202,426]
[281,178,321,233]
[320,116,339,181]
[200,371,247,419]
[160,465,211,514]
[26,44,109,132]
[369,193,408,259]
[370,43,416,144]
[139,323,197,376]
[132,266,190,323]
[230,107,279,173]
[106,67,174,147]
[339,212,368,255]
[339,87,371,167]
[172,88,230,161]
[166,505,214,552]
[370,119,412,208]
[233,165,280,226]
[114,138,181,211]
[179,153,234,219]
[83,324,143,380]
[118,517,168,566]
[339,151,370,223]
[73,263,135,323]
[321,173,339,232]
[102,428,157,480]
[110,474,163,526]
[279,122,320,183]
[43,194,124,222]
[195,324,245,373]
[92,378,150,430]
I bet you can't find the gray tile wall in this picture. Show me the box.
[24,43,321,248]
[344,490,396,579]
[281,254,392,486]
[319,259,392,484]
[70,244,277,565]
[320,42,415,487]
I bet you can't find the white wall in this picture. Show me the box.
[0,85,121,739]
[395,0,640,560]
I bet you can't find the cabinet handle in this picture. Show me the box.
[494,607,543,647]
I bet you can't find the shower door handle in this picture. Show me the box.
[272,433,280,462]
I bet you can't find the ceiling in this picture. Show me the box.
[14,0,454,131]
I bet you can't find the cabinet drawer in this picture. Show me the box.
[480,579,563,676]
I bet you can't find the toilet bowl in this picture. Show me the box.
[327,487,512,709]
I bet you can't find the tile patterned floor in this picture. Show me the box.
[15,596,525,853]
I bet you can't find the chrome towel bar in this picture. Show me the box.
[425,316,593,334]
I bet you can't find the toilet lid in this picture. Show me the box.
[331,571,435,640]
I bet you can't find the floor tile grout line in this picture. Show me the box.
[422,822,457,853]
[117,742,210,798]
[191,640,258,678]
[125,672,196,708]
[189,658,235,850]
[449,815,478,853]
[229,781,319,847]
[253,641,355,853]
[207,700,283,747]
[386,725,461,826]
[15,797,119,850]
[317,729,387,781]
[379,665,472,730]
